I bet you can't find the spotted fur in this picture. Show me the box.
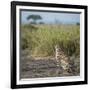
[55,45,70,71]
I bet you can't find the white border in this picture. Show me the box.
[16,6,85,85]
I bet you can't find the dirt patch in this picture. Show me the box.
[20,56,79,79]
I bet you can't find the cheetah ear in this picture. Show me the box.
[55,44,60,47]
[55,45,58,48]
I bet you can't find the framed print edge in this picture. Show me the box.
[11,1,88,89]
[84,6,88,84]
[11,1,17,89]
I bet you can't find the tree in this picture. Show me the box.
[39,22,44,24]
[27,14,42,24]
[76,22,80,25]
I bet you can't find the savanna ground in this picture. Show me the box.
[20,24,80,79]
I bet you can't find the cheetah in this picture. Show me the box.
[55,45,71,73]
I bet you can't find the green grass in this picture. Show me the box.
[21,24,80,57]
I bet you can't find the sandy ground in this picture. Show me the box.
[20,55,80,79]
